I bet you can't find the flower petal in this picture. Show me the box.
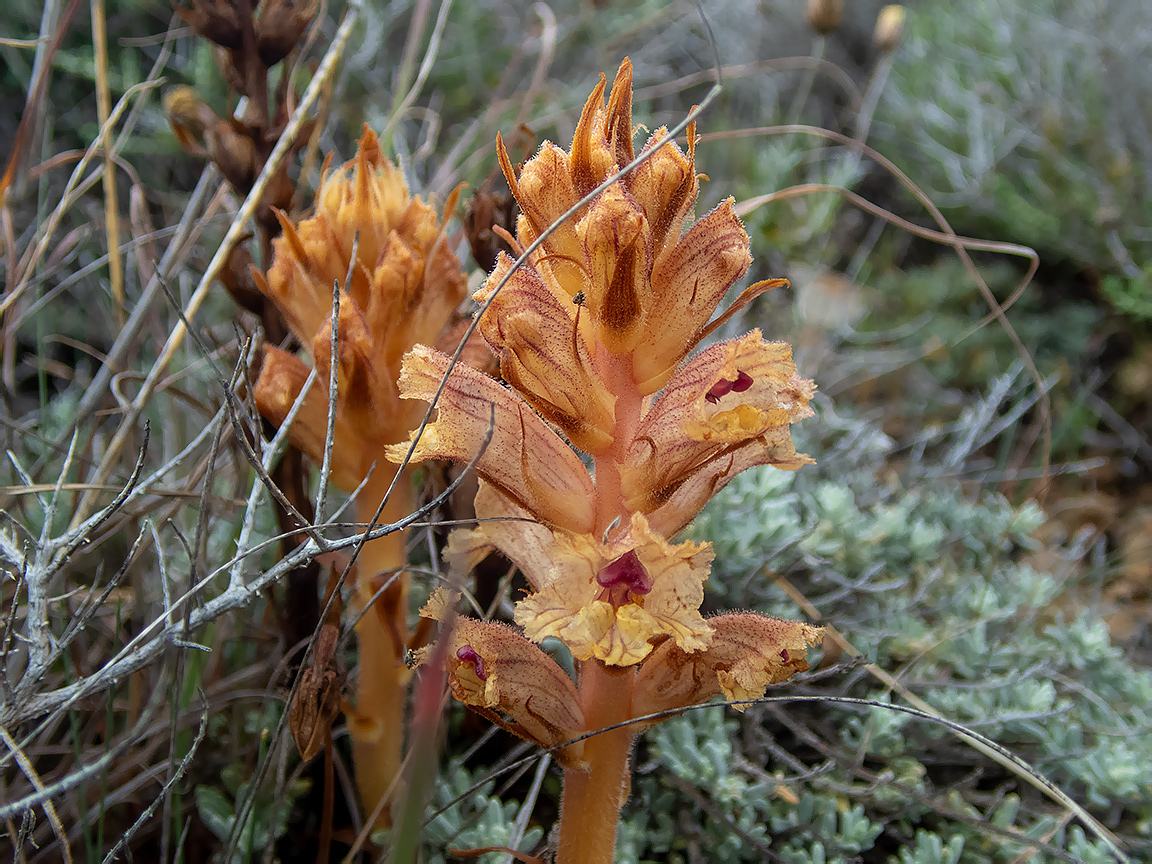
[443,617,586,765]
[385,344,595,534]
[632,613,824,723]
[632,199,754,394]
[513,513,713,666]
[622,330,815,536]
[444,481,559,591]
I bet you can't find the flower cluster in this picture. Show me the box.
[389,57,823,782]
[254,125,470,485]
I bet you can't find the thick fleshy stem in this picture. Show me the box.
[591,345,643,536]
[556,660,637,864]
[556,348,645,862]
[349,462,413,831]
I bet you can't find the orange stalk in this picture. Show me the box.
[556,661,636,864]
[349,462,413,831]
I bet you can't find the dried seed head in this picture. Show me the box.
[174,0,248,51]
[255,0,319,67]
[806,0,843,35]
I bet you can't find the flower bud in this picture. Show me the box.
[806,0,843,35]
[874,5,906,53]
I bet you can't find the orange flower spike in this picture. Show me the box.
[255,124,468,459]
[252,125,469,833]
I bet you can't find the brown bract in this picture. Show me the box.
[253,126,468,488]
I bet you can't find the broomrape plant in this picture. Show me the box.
[253,126,470,829]
[391,59,824,862]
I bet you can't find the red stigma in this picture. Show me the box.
[457,645,487,680]
[705,370,754,404]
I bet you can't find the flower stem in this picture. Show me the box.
[592,346,643,535]
[350,463,413,831]
[556,660,636,864]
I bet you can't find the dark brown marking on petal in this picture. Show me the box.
[605,59,635,173]
[601,239,642,337]
[571,74,608,198]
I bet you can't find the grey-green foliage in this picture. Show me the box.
[871,0,1152,316]
[642,404,1152,861]
[619,706,883,863]
[420,762,543,864]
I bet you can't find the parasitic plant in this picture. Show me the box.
[253,126,469,829]
[391,59,824,862]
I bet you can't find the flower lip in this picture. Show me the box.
[704,370,754,404]
[457,645,487,681]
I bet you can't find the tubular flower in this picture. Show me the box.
[632,614,826,724]
[254,124,468,477]
[419,592,586,766]
[622,329,816,537]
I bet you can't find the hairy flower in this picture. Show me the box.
[254,126,468,484]
[632,614,826,722]
[621,330,816,536]
[420,592,586,766]
[392,58,816,681]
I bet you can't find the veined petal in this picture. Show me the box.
[622,330,815,536]
[513,513,713,666]
[633,199,754,395]
[444,481,559,591]
[254,346,363,492]
[577,182,651,354]
[442,617,585,766]
[384,345,595,535]
[632,613,824,723]
[628,125,698,270]
[477,253,616,454]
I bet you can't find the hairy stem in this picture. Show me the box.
[350,463,413,831]
[556,660,636,864]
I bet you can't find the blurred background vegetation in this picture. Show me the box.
[1,0,1150,861]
